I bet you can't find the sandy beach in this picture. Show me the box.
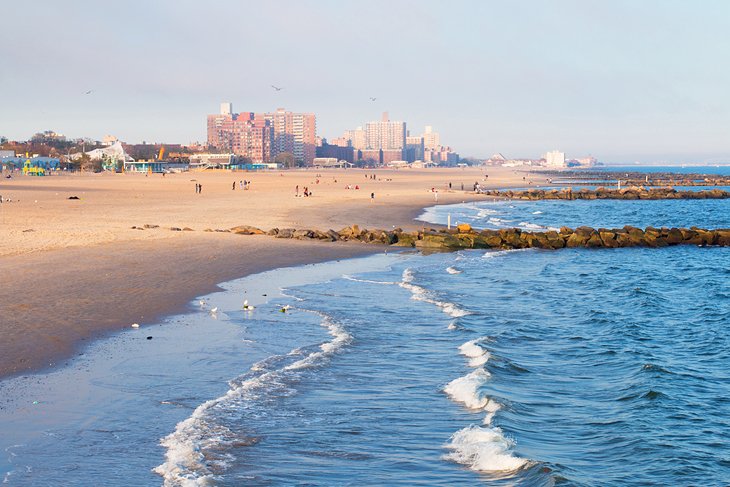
[0,167,528,378]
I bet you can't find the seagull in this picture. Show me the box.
[243,299,255,310]
[199,300,206,308]
[210,307,218,315]
[84,90,93,95]
[271,85,283,92]
[369,97,377,102]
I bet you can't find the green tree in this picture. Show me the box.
[274,152,297,168]
[0,135,7,145]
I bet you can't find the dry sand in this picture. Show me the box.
[0,166,531,378]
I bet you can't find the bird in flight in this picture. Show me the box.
[369,97,377,102]
[84,90,93,95]
[271,85,283,91]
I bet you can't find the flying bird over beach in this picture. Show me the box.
[271,85,283,91]
[84,90,93,95]
[369,97,377,101]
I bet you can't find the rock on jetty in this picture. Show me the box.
[245,224,730,250]
[478,187,730,200]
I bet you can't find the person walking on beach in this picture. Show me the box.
[232,181,236,190]
[295,185,299,196]
[370,192,374,202]
[199,184,202,194]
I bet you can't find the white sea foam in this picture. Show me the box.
[342,275,397,285]
[444,368,491,410]
[154,311,349,486]
[459,340,491,367]
[444,340,528,474]
[532,210,543,215]
[477,208,498,217]
[446,266,462,275]
[400,269,471,318]
[518,222,546,231]
[444,425,528,472]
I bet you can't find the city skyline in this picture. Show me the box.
[1,1,729,163]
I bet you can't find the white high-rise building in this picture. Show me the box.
[422,125,440,150]
[544,150,566,167]
[365,112,406,150]
[220,102,233,115]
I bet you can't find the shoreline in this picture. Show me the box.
[2,167,522,379]
[0,235,379,379]
[5,165,723,380]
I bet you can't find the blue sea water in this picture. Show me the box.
[593,165,730,176]
[419,198,730,232]
[1,198,729,486]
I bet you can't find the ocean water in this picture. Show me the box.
[418,198,730,232]
[2,200,730,486]
[592,165,730,176]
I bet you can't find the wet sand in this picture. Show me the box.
[0,167,528,378]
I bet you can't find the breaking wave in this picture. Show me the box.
[153,310,350,486]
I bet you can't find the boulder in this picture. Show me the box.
[392,233,417,247]
[275,228,294,238]
[231,225,265,235]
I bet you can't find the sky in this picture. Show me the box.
[1,0,729,163]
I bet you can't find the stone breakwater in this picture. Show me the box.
[478,187,730,200]
[251,224,730,250]
[539,170,730,187]
[129,224,730,250]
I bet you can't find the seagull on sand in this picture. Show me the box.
[271,85,284,92]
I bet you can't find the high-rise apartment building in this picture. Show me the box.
[422,125,440,150]
[343,127,367,150]
[365,112,406,151]
[405,135,424,162]
[207,104,273,163]
[264,108,317,165]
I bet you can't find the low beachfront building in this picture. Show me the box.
[123,161,189,173]
[312,158,353,169]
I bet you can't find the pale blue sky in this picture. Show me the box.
[1,0,728,163]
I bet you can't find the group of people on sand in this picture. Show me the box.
[233,180,251,190]
[295,185,312,197]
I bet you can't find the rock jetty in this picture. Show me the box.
[253,224,730,250]
[478,187,730,200]
[540,170,730,188]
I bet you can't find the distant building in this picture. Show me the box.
[264,108,317,165]
[343,127,367,150]
[544,150,566,167]
[220,102,233,116]
[206,104,273,163]
[405,135,424,162]
[365,112,406,151]
[316,143,354,163]
[422,125,440,150]
[328,136,351,147]
[102,135,119,146]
